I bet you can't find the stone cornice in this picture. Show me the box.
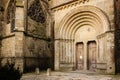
[24,32,51,41]
[55,38,75,42]
[51,0,89,11]
[97,30,114,39]
[2,34,15,40]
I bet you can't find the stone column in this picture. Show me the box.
[68,41,71,63]
[63,40,66,63]
[71,40,74,64]
[54,40,60,70]
[72,40,76,69]
[83,41,87,70]
[59,40,63,63]
[98,37,104,62]
[70,40,72,63]
[66,40,69,63]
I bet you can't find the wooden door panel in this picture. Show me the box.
[76,43,84,70]
[88,41,96,71]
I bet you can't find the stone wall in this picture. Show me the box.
[23,0,54,72]
[0,0,54,73]
[23,36,53,72]
[27,0,52,38]
[0,0,24,72]
[1,36,15,57]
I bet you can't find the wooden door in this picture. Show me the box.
[87,41,97,71]
[76,43,84,70]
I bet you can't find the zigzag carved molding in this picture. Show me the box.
[52,0,89,12]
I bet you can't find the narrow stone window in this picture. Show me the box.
[7,0,16,32]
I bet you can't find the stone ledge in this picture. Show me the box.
[2,34,15,40]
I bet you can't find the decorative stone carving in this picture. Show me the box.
[52,0,90,12]
[27,18,46,37]
[27,0,51,38]
[28,0,46,23]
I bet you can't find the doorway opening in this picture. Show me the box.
[76,42,84,70]
[87,41,97,71]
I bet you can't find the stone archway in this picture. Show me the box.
[54,5,115,74]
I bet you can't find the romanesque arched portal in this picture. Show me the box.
[54,5,115,74]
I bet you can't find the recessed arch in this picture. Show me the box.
[56,5,110,40]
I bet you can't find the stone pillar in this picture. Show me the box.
[63,40,66,63]
[54,40,60,70]
[68,41,70,63]
[83,41,87,70]
[59,40,63,63]
[106,33,115,74]
[71,40,75,69]
[73,40,76,69]
[70,40,72,63]
[14,0,25,72]
[0,6,4,57]
[66,40,68,63]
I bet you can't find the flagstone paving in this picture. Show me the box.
[21,71,120,80]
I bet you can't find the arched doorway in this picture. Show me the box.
[55,5,115,74]
[75,25,97,71]
[76,41,97,71]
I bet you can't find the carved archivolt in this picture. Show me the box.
[56,6,110,39]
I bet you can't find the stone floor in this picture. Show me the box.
[21,70,120,80]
